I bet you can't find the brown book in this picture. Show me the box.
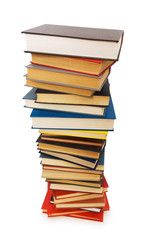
[26,63,110,91]
[31,54,115,76]
[22,24,124,60]
[40,135,104,147]
[26,79,94,97]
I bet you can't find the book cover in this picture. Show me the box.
[22,24,124,60]
[22,24,123,42]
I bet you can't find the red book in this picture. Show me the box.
[102,176,109,191]
[42,189,87,217]
[103,193,110,211]
[68,210,104,222]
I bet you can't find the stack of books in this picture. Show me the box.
[22,24,123,222]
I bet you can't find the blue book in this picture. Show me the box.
[30,97,116,130]
[40,150,104,171]
[97,149,105,166]
[23,88,37,100]
[39,150,99,169]
[39,148,104,170]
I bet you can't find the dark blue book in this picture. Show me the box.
[40,149,104,170]
[97,149,105,166]
[39,150,99,169]
[30,96,116,130]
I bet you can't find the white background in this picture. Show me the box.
[0,0,160,239]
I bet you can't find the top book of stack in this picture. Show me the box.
[22,24,124,60]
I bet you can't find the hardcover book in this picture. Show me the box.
[31,54,115,75]
[26,63,110,90]
[23,88,107,116]
[22,24,124,60]
[25,79,95,97]
[30,96,116,130]
[35,80,110,106]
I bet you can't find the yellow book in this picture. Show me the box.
[39,129,108,140]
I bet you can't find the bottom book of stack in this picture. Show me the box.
[42,179,109,222]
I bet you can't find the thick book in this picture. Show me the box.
[35,80,110,106]
[30,96,116,130]
[23,88,106,116]
[26,63,110,90]
[22,24,124,60]
[31,53,115,76]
